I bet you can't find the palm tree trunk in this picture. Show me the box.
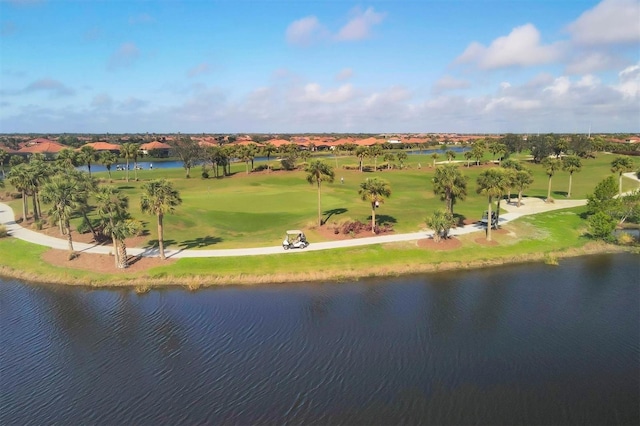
[117,240,128,268]
[158,213,165,260]
[619,174,623,196]
[546,176,552,202]
[317,182,322,226]
[21,191,28,221]
[371,203,376,234]
[517,190,523,207]
[65,222,74,253]
[112,237,119,268]
[486,197,492,241]
[568,173,573,198]
[32,193,39,221]
[126,159,130,182]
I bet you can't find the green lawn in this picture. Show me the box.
[3,152,638,251]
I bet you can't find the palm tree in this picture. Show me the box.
[99,151,119,180]
[263,142,276,171]
[464,151,473,167]
[432,164,467,216]
[562,156,582,198]
[120,143,138,182]
[472,142,485,166]
[425,210,456,242]
[369,144,383,171]
[40,174,83,255]
[542,158,562,202]
[140,179,182,260]
[0,148,7,179]
[476,168,508,241]
[355,146,368,172]
[430,152,439,168]
[445,150,456,162]
[513,169,534,207]
[610,156,635,195]
[359,177,391,234]
[305,160,335,226]
[56,148,78,170]
[501,159,523,203]
[96,186,139,268]
[383,153,395,170]
[7,163,30,221]
[396,151,408,169]
[79,146,97,177]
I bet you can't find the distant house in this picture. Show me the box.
[78,141,121,154]
[18,138,66,159]
[140,141,172,157]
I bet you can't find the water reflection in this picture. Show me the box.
[1,253,638,425]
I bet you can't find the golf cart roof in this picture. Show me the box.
[286,230,304,234]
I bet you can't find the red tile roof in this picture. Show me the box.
[140,141,172,150]
[19,140,66,154]
[80,142,121,151]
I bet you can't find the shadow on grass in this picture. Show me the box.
[368,214,397,224]
[178,236,223,249]
[553,190,568,197]
[322,208,348,225]
[145,239,177,249]
[453,213,467,226]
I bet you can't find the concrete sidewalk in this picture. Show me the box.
[0,196,590,259]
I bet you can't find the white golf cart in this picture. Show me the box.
[282,230,309,250]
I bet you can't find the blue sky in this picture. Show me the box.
[1,0,638,134]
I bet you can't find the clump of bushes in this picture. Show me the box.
[334,220,394,236]
[0,224,8,238]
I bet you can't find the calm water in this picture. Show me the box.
[1,254,638,425]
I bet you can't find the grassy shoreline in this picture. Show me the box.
[1,207,636,289]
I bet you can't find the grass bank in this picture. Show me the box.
[0,207,635,289]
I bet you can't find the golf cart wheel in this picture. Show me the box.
[283,245,289,250]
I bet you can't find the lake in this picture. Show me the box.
[1,253,638,425]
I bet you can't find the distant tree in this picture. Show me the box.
[569,134,593,158]
[396,151,408,169]
[305,160,335,226]
[369,144,383,171]
[119,143,138,182]
[513,169,534,207]
[471,142,485,166]
[562,156,582,198]
[610,156,635,196]
[0,149,7,179]
[552,138,568,158]
[169,136,202,178]
[140,179,182,260]
[356,146,368,172]
[79,146,98,177]
[463,151,473,167]
[383,153,395,170]
[542,157,562,202]
[56,148,78,169]
[99,151,119,180]
[586,176,622,218]
[9,155,24,167]
[359,177,392,234]
[95,186,140,269]
[7,163,30,221]
[588,211,617,241]
[445,150,456,162]
[262,142,277,171]
[530,135,553,163]
[430,152,439,168]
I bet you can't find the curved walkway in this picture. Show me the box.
[0,197,588,259]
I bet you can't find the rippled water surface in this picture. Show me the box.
[1,254,639,425]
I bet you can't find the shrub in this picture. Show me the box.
[33,220,44,230]
[616,232,637,246]
[0,224,8,238]
[201,171,209,179]
[587,211,616,241]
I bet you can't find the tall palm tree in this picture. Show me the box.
[0,148,7,179]
[369,144,383,171]
[383,153,395,170]
[40,175,83,255]
[463,151,473,168]
[263,142,276,171]
[562,155,582,198]
[358,177,392,234]
[79,146,97,177]
[355,146,368,172]
[396,151,408,169]
[476,168,508,241]
[7,163,30,221]
[542,158,562,202]
[120,142,138,182]
[140,179,182,260]
[513,169,534,207]
[472,143,485,166]
[610,156,635,196]
[501,158,523,203]
[430,152,439,168]
[56,148,78,170]
[432,164,467,216]
[96,186,139,268]
[99,151,119,180]
[445,150,456,162]
[305,160,335,226]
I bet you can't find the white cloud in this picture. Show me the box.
[107,42,140,70]
[566,0,640,46]
[286,7,385,46]
[297,83,355,103]
[285,16,326,46]
[19,78,75,97]
[615,63,640,98]
[432,75,470,94]
[544,76,572,96]
[335,7,385,41]
[336,68,354,81]
[129,13,155,25]
[456,24,564,69]
[91,93,113,109]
